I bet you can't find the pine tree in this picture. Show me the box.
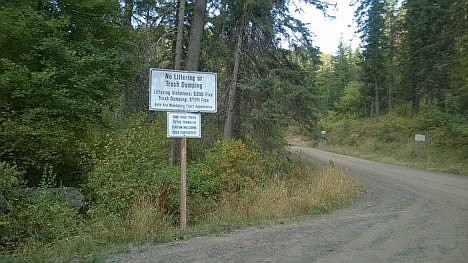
[356,0,387,118]
[402,0,458,112]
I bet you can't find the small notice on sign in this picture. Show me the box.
[415,134,426,142]
[167,112,201,138]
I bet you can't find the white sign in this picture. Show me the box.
[321,130,327,135]
[149,68,217,113]
[167,112,201,138]
[415,134,426,142]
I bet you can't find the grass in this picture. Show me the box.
[321,134,468,175]
[1,161,362,263]
[319,114,468,176]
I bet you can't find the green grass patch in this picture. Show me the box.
[319,109,468,175]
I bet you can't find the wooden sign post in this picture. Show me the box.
[180,137,187,229]
[149,69,217,229]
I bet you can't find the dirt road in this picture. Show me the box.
[106,147,468,263]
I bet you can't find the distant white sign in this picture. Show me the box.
[167,112,201,138]
[415,134,426,142]
[321,130,327,135]
[149,69,217,113]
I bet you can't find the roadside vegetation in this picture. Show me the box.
[0,115,361,262]
[318,106,468,175]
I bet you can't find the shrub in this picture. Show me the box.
[0,162,22,191]
[204,139,262,193]
[186,163,222,223]
[0,162,23,246]
[320,111,468,175]
[0,163,80,251]
[85,115,180,219]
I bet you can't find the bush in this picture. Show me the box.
[187,163,221,201]
[184,163,221,223]
[85,114,181,219]
[204,139,262,193]
[0,163,80,251]
[1,162,25,250]
[84,120,269,228]
[0,162,22,191]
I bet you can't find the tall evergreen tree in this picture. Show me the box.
[448,0,468,113]
[355,0,387,118]
[402,0,457,112]
[218,0,328,141]
[383,0,399,111]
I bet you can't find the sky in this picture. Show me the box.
[290,0,361,55]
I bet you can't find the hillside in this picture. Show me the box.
[318,109,468,175]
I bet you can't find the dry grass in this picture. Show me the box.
[84,197,173,246]
[125,197,173,241]
[323,139,467,175]
[313,165,362,204]
[215,164,362,223]
[4,165,361,263]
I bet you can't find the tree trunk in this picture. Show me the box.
[388,35,394,113]
[388,81,392,112]
[411,83,420,114]
[123,0,134,28]
[388,50,394,113]
[223,26,244,138]
[169,0,206,165]
[121,0,134,116]
[374,74,380,120]
[169,0,187,166]
[174,0,186,70]
[185,0,207,71]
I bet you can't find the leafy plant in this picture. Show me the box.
[0,0,127,186]
[0,163,80,251]
[85,115,180,219]
[204,139,262,193]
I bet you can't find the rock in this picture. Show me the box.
[62,187,85,211]
[37,187,85,211]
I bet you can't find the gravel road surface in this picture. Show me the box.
[106,147,468,263]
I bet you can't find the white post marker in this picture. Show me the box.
[415,134,426,142]
[414,134,426,161]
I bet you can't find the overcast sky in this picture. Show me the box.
[291,0,361,55]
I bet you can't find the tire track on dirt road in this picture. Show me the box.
[106,147,468,263]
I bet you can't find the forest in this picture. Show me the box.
[0,0,466,260]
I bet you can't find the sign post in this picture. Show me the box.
[149,68,217,230]
[414,134,426,161]
[180,137,187,229]
[320,130,326,148]
[166,111,201,230]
